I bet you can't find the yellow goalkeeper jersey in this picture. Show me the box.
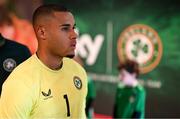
[0,54,87,119]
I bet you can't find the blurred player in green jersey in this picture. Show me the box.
[113,60,146,119]
[0,34,31,95]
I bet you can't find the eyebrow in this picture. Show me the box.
[60,24,76,27]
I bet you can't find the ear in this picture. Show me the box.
[36,26,46,39]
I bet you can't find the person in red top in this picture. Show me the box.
[0,1,38,54]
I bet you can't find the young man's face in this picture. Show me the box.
[119,69,126,81]
[45,11,77,58]
[119,69,137,81]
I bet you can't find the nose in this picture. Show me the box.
[70,29,78,40]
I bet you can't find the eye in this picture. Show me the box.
[73,26,76,30]
[61,27,70,31]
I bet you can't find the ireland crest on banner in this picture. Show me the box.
[117,24,163,74]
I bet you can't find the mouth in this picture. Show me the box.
[70,43,76,49]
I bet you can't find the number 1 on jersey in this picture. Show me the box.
[63,94,70,117]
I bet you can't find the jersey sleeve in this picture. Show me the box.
[134,86,146,119]
[113,85,123,117]
[0,76,35,119]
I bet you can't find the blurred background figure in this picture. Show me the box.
[85,76,96,119]
[73,56,96,119]
[0,0,34,94]
[0,0,38,54]
[0,34,31,95]
[113,60,146,119]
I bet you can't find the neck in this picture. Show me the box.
[122,71,138,87]
[36,50,63,70]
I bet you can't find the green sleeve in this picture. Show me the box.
[135,85,146,119]
[86,76,96,100]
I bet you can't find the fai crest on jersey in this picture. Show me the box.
[3,58,17,72]
[73,76,82,90]
[129,96,135,103]
[117,24,163,74]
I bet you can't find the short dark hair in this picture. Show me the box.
[0,7,12,26]
[118,60,139,76]
[32,4,70,26]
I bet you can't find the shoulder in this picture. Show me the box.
[135,84,146,96]
[63,57,86,74]
[136,84,145,91]
[5,40,31,55]
[5,39,27,49]
[1,55,39,103]
[13,55,35,70]
[1,56,37,99]
[63,57,88,88]
[117,82,126,89]
[4,55,38,86]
